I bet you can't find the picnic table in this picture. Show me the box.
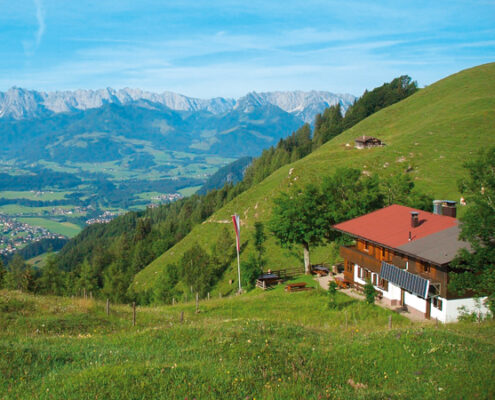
[312,265,330,276]
[285,282,314,292]
[256,272,283,289]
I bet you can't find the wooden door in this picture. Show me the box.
[425,298,431,319]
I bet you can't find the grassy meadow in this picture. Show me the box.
[17,218,81,238]
[134,63,495,293]
[1,276,494,399]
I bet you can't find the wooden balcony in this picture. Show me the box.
[340,245,382,273]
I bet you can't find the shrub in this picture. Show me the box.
[241,254,262,290]
[364,280,376,305]
[328,281,338,309]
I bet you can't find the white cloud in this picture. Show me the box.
[22,0,45,56]
[34,0,45,47]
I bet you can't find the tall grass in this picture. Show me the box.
[1,286,494,399]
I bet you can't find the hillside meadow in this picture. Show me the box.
[133,63,495,294]
[1,277,494,399]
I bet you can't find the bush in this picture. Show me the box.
[241,254,262,290]
[328,281,338,309]
[364,280,376,305]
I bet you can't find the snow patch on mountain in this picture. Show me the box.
[0,87,355,124]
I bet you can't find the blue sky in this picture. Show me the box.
[1,0,494,98]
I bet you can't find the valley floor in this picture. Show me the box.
[1,277,494,399]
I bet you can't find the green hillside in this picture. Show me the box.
[133,63,495,294]
[2,287,494,399]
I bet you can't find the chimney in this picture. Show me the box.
[433,200,443,215]
[410,211,419,228]
[433,200,457,218]
[442,201,457,218]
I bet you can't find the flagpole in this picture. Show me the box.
[236,234,241,294]
[232,213,242,294]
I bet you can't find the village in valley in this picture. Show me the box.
[0,214,64,255]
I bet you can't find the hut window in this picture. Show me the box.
[433,297,443,311]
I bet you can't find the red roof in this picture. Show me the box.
[333,204,458,248]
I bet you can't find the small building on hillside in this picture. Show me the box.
[333,203,489,323]
[354,135,383,149]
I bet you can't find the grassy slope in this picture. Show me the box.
[134,63,495,293]
[1,286,494,399]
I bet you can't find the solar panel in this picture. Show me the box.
[380,261,430,298]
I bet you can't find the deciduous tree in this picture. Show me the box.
[450,147,495,314]
[269,183,327,274]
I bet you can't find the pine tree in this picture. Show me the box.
[154,263,179,304]
[38,254,65,295]
[0,259,5,288]
[77,259,99,296]
[5,254,28,291]
[253,222,266,269]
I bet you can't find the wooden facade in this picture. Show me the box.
[341,239,448,298]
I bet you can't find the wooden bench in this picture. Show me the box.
[352,283,384,300]
[285,282,309,292]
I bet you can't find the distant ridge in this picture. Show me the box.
[0,87,355,123]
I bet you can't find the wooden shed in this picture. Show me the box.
[354,135,383,149]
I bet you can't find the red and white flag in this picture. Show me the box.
[232,214,240,252]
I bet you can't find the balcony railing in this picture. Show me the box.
[340,245,382,273]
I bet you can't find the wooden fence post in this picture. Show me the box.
[388,315,392,330]
[132,302,136,327]
[207,292,210,301]
[172,298,175,306]
[180,311,184,323]
[195,293,199,313]
[106,298,110,316]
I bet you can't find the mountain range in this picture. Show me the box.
[0,87,355,124]
[0,88,355,165]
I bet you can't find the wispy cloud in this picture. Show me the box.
[22,0,45,57]
[3,1,494,96]
[34,0,45,47]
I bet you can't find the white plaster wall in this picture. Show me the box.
[404,292,426,313]
[388,283,402,301]
[430,299,445,322]
[445,297,489,323]
[354,264,366,285]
